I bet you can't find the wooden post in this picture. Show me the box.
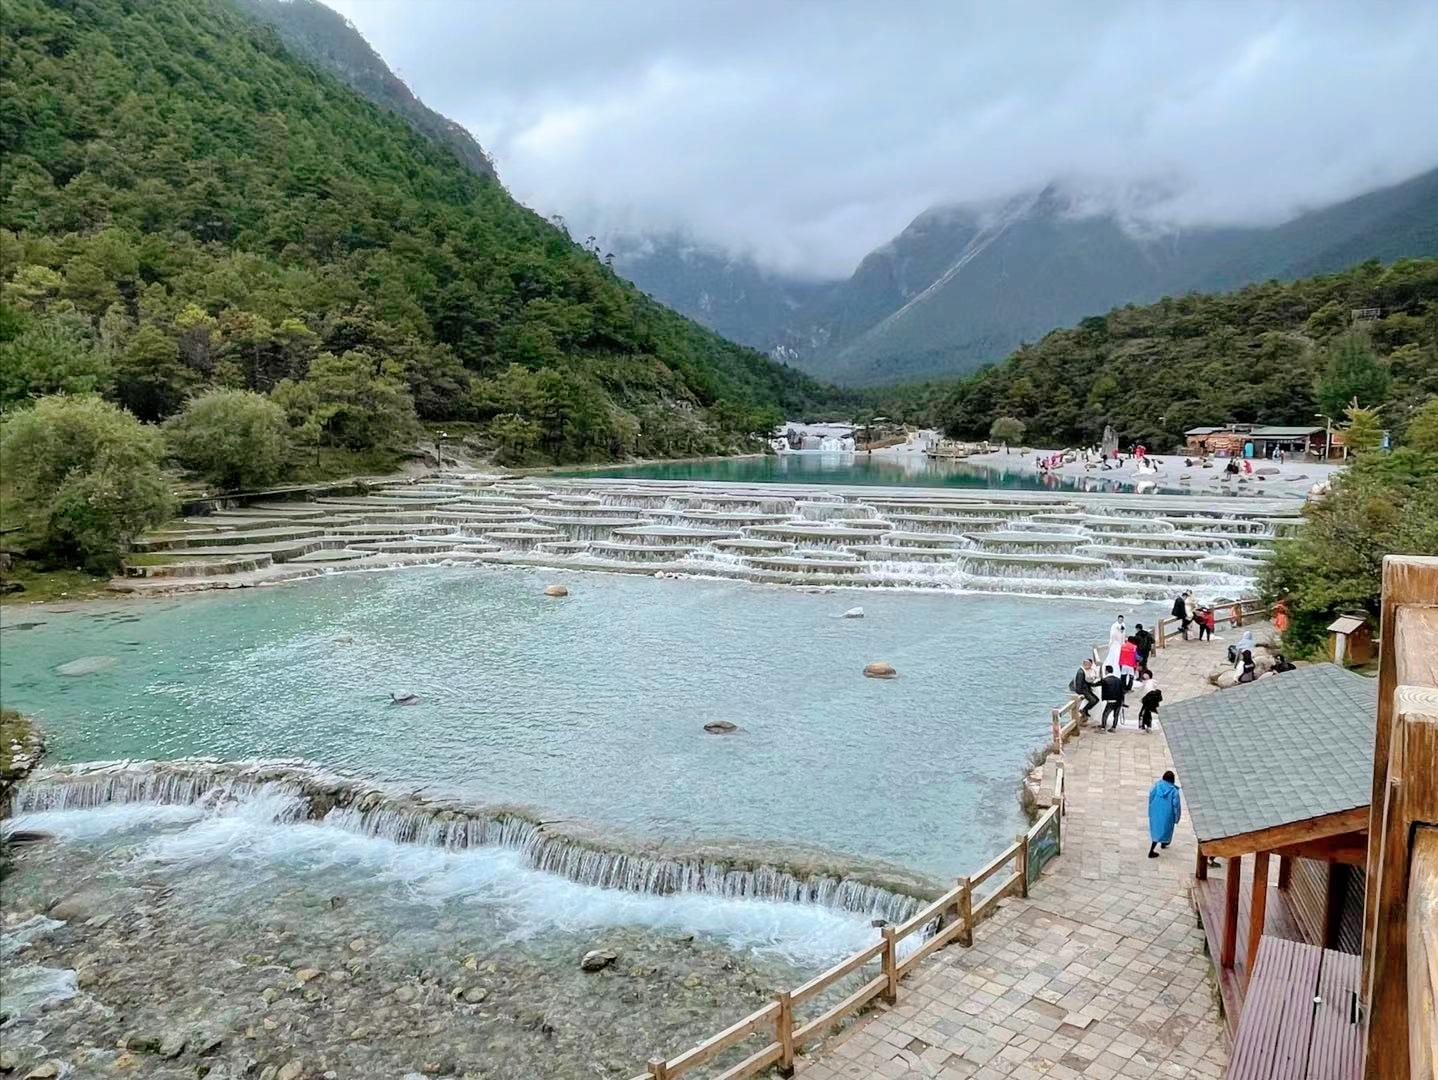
[1276,854,1292,891]
[775,990,795,1077]
[880,926,898,1003]
[1220,855,1242,970]
[1362,554,1438,1080]
[1157,619,1166,649]
[956,877,973,947]
[1195,848,1208,882]
[647,1058,669,1080]
[1016,832,1030,898]
[1246,850,1271,988]
[1051,708,1062,754]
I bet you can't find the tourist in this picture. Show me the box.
[1272,654,1297,673]
[1119,635,1139,689]
[1070,658,1100,717]
[1183,591,1196,638]
[1171,592,1190,639]
[1273,599,1289,634]
[1236,649,1257,683]
[1138,671,1163,731]
[1133,623,1155,669]
[1104,615,1125,672]
[1099,665,1125,731]
[1227,629,1255,665]
[1197,606,1216,642]
[1148,771,1182,857]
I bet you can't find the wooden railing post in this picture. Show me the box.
[775,990,795,1076]
[1016,833,1030,898]
[956,877,973,946]
[647,1057,669,1080]
[1157,619,1166,649]
[1051,708,1062,753]
[880,927,898,1003]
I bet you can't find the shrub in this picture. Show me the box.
[165,389,290,491]
[989,416,1026,445]
[0,395,175,571]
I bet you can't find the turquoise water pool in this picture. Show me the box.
[562,453,1155,492]
[1,566,1112,877]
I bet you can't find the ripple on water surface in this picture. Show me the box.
[0,566,1115,876]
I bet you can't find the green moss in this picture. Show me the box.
[0,560,111,605]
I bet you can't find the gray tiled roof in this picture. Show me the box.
[1161,664,1376,844]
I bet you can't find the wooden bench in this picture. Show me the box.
[1227,937,1362,1080]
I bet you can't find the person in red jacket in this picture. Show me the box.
[1119,635,1139,690]
[1198,607,1216,642]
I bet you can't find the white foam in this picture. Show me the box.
[4,802,209,840]
[28,795,879,966]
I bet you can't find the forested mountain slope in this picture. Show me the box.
[233,0,498,182]
[930,258,1438,449]
[0,0,833,464]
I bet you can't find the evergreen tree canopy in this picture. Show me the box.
[0,0,834,462]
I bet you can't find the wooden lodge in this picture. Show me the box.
[1184,424,1330,459]
[1162,556,1438,1079]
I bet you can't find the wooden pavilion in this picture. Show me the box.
[1163,664,1376,1072]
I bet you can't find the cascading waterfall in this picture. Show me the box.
[8,763,932,927]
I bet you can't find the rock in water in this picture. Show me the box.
[863,661,897,679]
[580,949,617,972]
[55,655,116,677]
[840,607,864,619]
[702,720,739,735]
[544,584,569,597]
[389,693,419,706]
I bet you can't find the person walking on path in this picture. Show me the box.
[1148,770,1182,857]
[1099,665,1125,731]
[1133,623,1155,670]
[1138,670,1163,731]
[1071,658,1099,717]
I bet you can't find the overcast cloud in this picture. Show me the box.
[327,0,1438,279]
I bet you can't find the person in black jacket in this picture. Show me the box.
[1133,623,1155,669]
[1070,658,1099,717]
[1138,670,1163,731]
[1170,593,1190,639]
[1099,665,1125,731]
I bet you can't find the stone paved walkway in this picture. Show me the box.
[797,626,1273,1080]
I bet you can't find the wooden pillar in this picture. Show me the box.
[774,990,795,1077]
[1220,854,1242,970]
[1277,854,1293,891]
[880,927,898,1004]
[1016,832,1030,898]
[1246,851,1271,987]
[956,877,973,947]
[1323,862,1349,950]
[1195,848,1208,881]
[647,1058,669,1080]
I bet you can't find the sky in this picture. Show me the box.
[327,0,1438,280]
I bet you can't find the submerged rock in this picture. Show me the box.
[840,607,864,619]
[863,661,897,679]
[702,721,739,735]
[54,655,116,677]
[579,949,617,972]
[543,584,569,597]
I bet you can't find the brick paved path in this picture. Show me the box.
[797,627,1271,1080]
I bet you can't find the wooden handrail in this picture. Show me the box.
[1154,599,1273,650]
[635,711,1075,1079]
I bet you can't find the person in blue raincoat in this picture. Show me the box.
[1147,770,1181,858]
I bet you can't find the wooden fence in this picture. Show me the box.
[632,705,1081,1080]
[1153,599,1274,649]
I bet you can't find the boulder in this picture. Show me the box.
[702,721,739,735]
[543,584,569,597]
[863,661,897,679]
[580,949,617,972]
[840,607,864,619]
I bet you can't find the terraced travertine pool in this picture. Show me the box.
[0,473,1297,1077]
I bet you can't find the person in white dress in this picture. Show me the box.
[1104,616,1125,673]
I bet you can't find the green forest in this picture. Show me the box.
[0,0,835,473]
[883,259,1438,449]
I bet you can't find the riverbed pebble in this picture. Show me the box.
[579,949,617,972]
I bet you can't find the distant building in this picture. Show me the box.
[1184,424,1329,459]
